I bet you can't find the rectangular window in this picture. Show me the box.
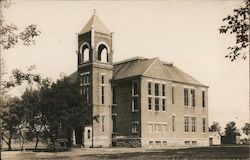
[149,141,154,147]
[162,84,166,96]
[101,75,105,84]
[172,115,175,132]
[155,141,161,147]
[86,86,90,104]
[172,86,175,104]
[148,97,152,110]
[192,141,197,145]
[155,124,161,132]
[101,115,105,132]
[202,118,206,132]
[184,88,189,106]
[80,75,83,85]
[184,116,189,132]
[87,130,91,139]
[155,83,160,96]
[148,82,152,95]
[101,86,105,104]
[132,122,139,133]
[148,124,153,133]
[112,87,116,105]
[80,87,83,95]
[162,124,167,132]
[132,81,138,96]
[202,91,205,108]
[112,115,117,133]
[86,74,90,84]
[191,117,196,132]
[132,97,138,112]
[155,98,160,111]
[162,99,166,111]
[163,141,167,147]
[185,141,190,145]
[191,89,195,107]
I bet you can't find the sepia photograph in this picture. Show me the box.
[0,0,249,159]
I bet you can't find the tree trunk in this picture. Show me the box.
[34,131,39,150]
[7,136,12,151]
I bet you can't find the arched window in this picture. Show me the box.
[97,44,108,63]
[79,42,90,64]
[81,45,89,63]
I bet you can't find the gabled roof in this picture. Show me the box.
[113,57,156,80]
[113,57,207,87]
[79,13,111,35]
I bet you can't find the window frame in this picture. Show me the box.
[184,88,189,106]
[191,89,195,107]
[184,116,189,132]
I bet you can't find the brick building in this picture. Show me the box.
[74,12,209,148]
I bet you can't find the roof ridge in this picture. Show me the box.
[142,57,159,76]
[113,57,148,65]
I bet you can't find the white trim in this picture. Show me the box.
[142,58,158,75]
[80,72,90,75]
[96,41,110,53]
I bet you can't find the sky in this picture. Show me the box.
[2,0,249,129]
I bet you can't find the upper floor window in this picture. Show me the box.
[112,114,117,133]
[80,73,90,105]
[162,99,166,111]
[191,117,196,132]
[191,89,195,107]
[202,91,205,108]
[148,97,152,110]
[155,124,161,132]
[155,98,160,111]
[172,115,175,132]
[101,75,105,84]
[184,116,189,132]
[148,82,152,95]
[184,88,189,106]
[162,124,167,132]
[112,86,116,105]
[97,44,108,63]
[155,83,160,96]
[172,86,175,104]
[132,97,138,112]
[101,86,105,104]
[162,84,166,96]
[148,123,153,133]
[101,115,105,132]
[80,43,90,63]
[132,80,138,96]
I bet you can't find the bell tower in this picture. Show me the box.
[77,11,113,147]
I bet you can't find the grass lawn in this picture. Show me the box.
[83,145,249,160]
[2,145,249,160]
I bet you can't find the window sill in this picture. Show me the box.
[132,132,139,134]
[132,110,139,112]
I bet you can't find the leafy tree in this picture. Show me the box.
[209,122,221,133]
[2,97,24,150]
[219,0,249,61]
[21,89,43,150]
[242,123,250,135]
[1,66,42,150]
[39,77,89,148]
[0,0,41,50]
[224,121,238,144]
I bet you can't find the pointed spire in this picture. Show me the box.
[79,10,111,35]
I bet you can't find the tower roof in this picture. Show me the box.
[79,12,111,35]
